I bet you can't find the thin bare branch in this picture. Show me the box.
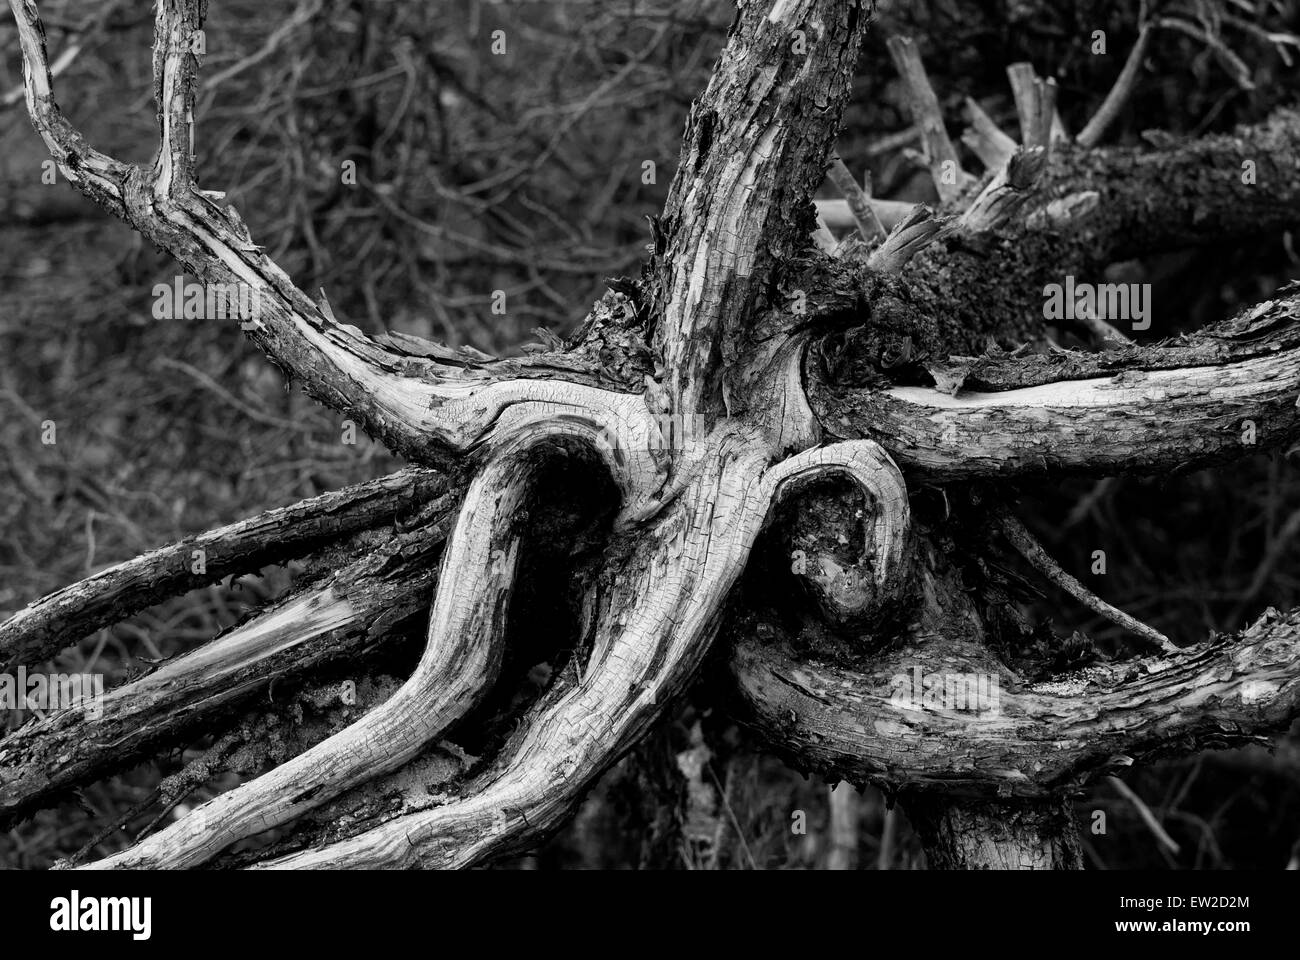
[991,504,1178,655]
[826,156,888,242]
[886,36,974,204]
[962,96,1018,170]
[1077,25,1154,147]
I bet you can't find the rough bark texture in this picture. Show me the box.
[5,0,1300,871]
[0,467,451,672]
[814,293,1300,479]
[802,109,1300,366]
[730,604,1300,795]
[906,796,1084,870]
[651,0,870,426]
[0,492,454,829]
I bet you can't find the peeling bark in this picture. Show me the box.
[815,293,1300,479]
[730,595,1300,796]
[5,0,1300,871]
[805,109,1300,359]
[652,0,871,423]
[85,440,552,868]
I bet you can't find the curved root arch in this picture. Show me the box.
[84,425,616,869]
[248,440,908,869]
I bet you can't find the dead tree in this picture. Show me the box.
[3,0,1300,869]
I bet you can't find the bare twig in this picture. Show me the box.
[826,156,887,242]
[1107,775,1181,855]
[885,36,974,204]
[1078,25,1154,147]
[992,504,1179,655]
[962,96,1018,169]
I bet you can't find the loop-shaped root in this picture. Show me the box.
[250,439,912,868]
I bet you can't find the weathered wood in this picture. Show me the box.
[963,96,1017,170]
[802,110,1300,360]
[243,438,912,868]
[0,498,455,828]
[814,293,1300,479]
[87,442,548,868]
[651,0,871,424]
[7,0,1300,871]
[730,598,1300,796]
[906,796,1083,870]
[885,36,974,204]
[0,468,450,672]
[9,0,647,470]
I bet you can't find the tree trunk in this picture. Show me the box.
[906,796,1083,870]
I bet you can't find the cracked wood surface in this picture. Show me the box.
[651,0,871,423]
[5,0,1300,871]
[0,467,451,673]
[0,495,455,829]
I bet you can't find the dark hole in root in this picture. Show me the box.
[449,438,621,758]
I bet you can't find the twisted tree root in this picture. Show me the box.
[0,490,456,828]
[731,601,1300,796]
[244,438,911,869]
[84,441,547,868]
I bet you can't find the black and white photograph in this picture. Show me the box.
[0,0,1297,933]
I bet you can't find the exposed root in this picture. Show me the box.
[0,492,454,828]
[83,443,547,868]
[819,292,1300,478]
[252,429,777,867]
[732,604,1300,795]
[0,468,449,672]
[245,439,910,868]
[769,441,912,623]
[8,0,642,470]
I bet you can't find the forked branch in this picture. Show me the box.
[7,0,635,469]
